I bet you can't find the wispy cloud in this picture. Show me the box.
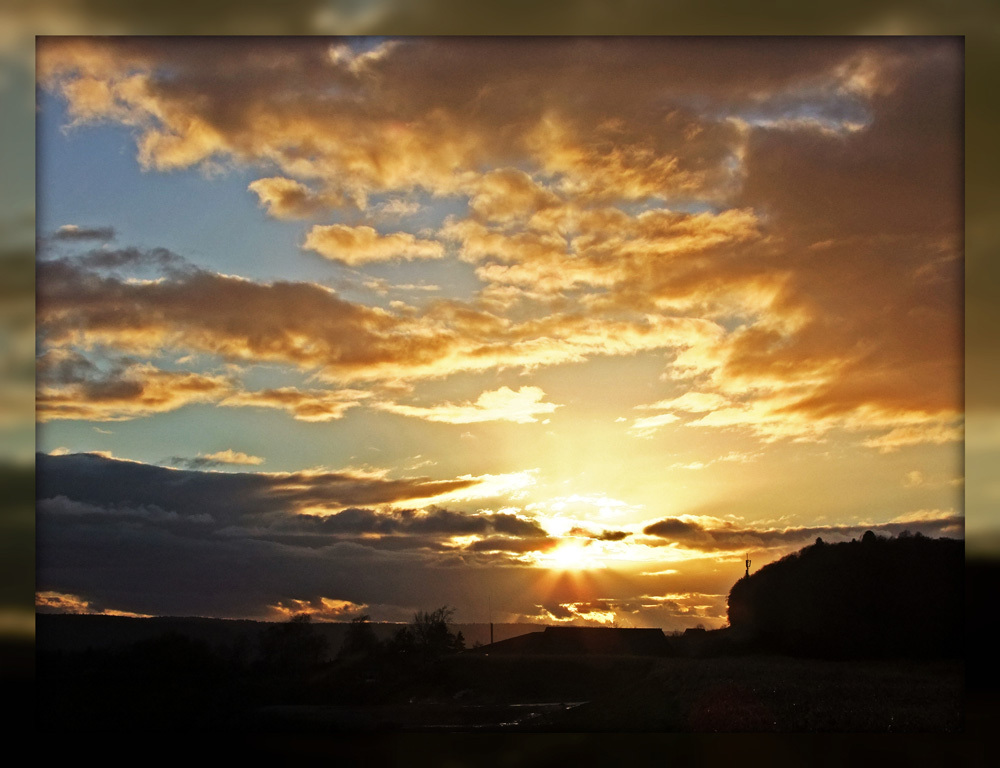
[375,386,561,424]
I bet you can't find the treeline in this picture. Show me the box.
[336,606,465,661]
[727,531,963,658]
[37,606,467,729]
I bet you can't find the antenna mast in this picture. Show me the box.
[745,552,751,578]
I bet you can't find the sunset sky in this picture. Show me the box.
[34,37,963,629]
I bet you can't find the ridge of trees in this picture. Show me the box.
[727,531,963,658]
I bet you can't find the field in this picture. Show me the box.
[38,634,963,733]
[246,653,963,733]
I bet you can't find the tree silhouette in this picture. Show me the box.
[338,614,380,660]
[390,606,464,656]
[258,613,329,671]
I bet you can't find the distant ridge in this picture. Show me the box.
[473,626,671,656]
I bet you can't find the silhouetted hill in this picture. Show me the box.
[34,613,542,658]
[727,532,963,658]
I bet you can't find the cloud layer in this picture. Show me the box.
[36,37,962,450]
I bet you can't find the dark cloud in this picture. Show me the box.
[641,515,963,552]
[567,526,631,542]
[295,505,548,539]
[36,452,480,521]
[466,536,559,554]
[34,457,557,620]
[48,246,189,274]
[35,452,563,618]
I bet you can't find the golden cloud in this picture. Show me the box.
[303,224,444,265]
[36,361,232,422]
[267,596,367,622]
[35,38,962,450]
[221,386,371,422]
[35,590,151,617]
[375,385,560,424]
[38,38,916,206]
[199,449,263,465]
[248,176,349,218]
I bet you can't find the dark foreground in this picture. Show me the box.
[251,655,963,732]
[39,644,962,732]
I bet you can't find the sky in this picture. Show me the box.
[34,36,963,630]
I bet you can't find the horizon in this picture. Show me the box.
[35,37,963,631]
[35,526,961,626]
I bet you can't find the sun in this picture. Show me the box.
[540,540,606,571]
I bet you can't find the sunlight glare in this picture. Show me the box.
[540,540,606,571]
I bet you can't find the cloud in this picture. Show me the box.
[50,224,115,242]
[303,224,445,265]
[37,251,725,387]
[889,509,958,525]
[220,386,371,422]
[36,38,929,208]
[34,452,562,619]
[36,351,232,422]
[35,451,529,523]
[862,422,964,453]
[248,177,349,218]
[638,392,731,413]
[36,256,421,378]
[375,386,560,424]
[641,512,963,553]
[266,596,368,622]
[628,412,681,438]
[566,526,631,542]
[35,38,962,452]
[35,590,150,618]
[36,346,377,424]
[169,449,264,469]
[38,244,190,274]
[300,505,549,540]
[327,39,400,75]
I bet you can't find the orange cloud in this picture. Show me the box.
[38,256,726,386]
[267,596,367,622]
[35,590,151,617]
[303,224,444,265]
[221,387,371,422]
[36,38,962,450]
[248,176,350,218]
[39,38,909,206]
[36,360,232,422]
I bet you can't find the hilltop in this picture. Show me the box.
[726,531,963,658]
